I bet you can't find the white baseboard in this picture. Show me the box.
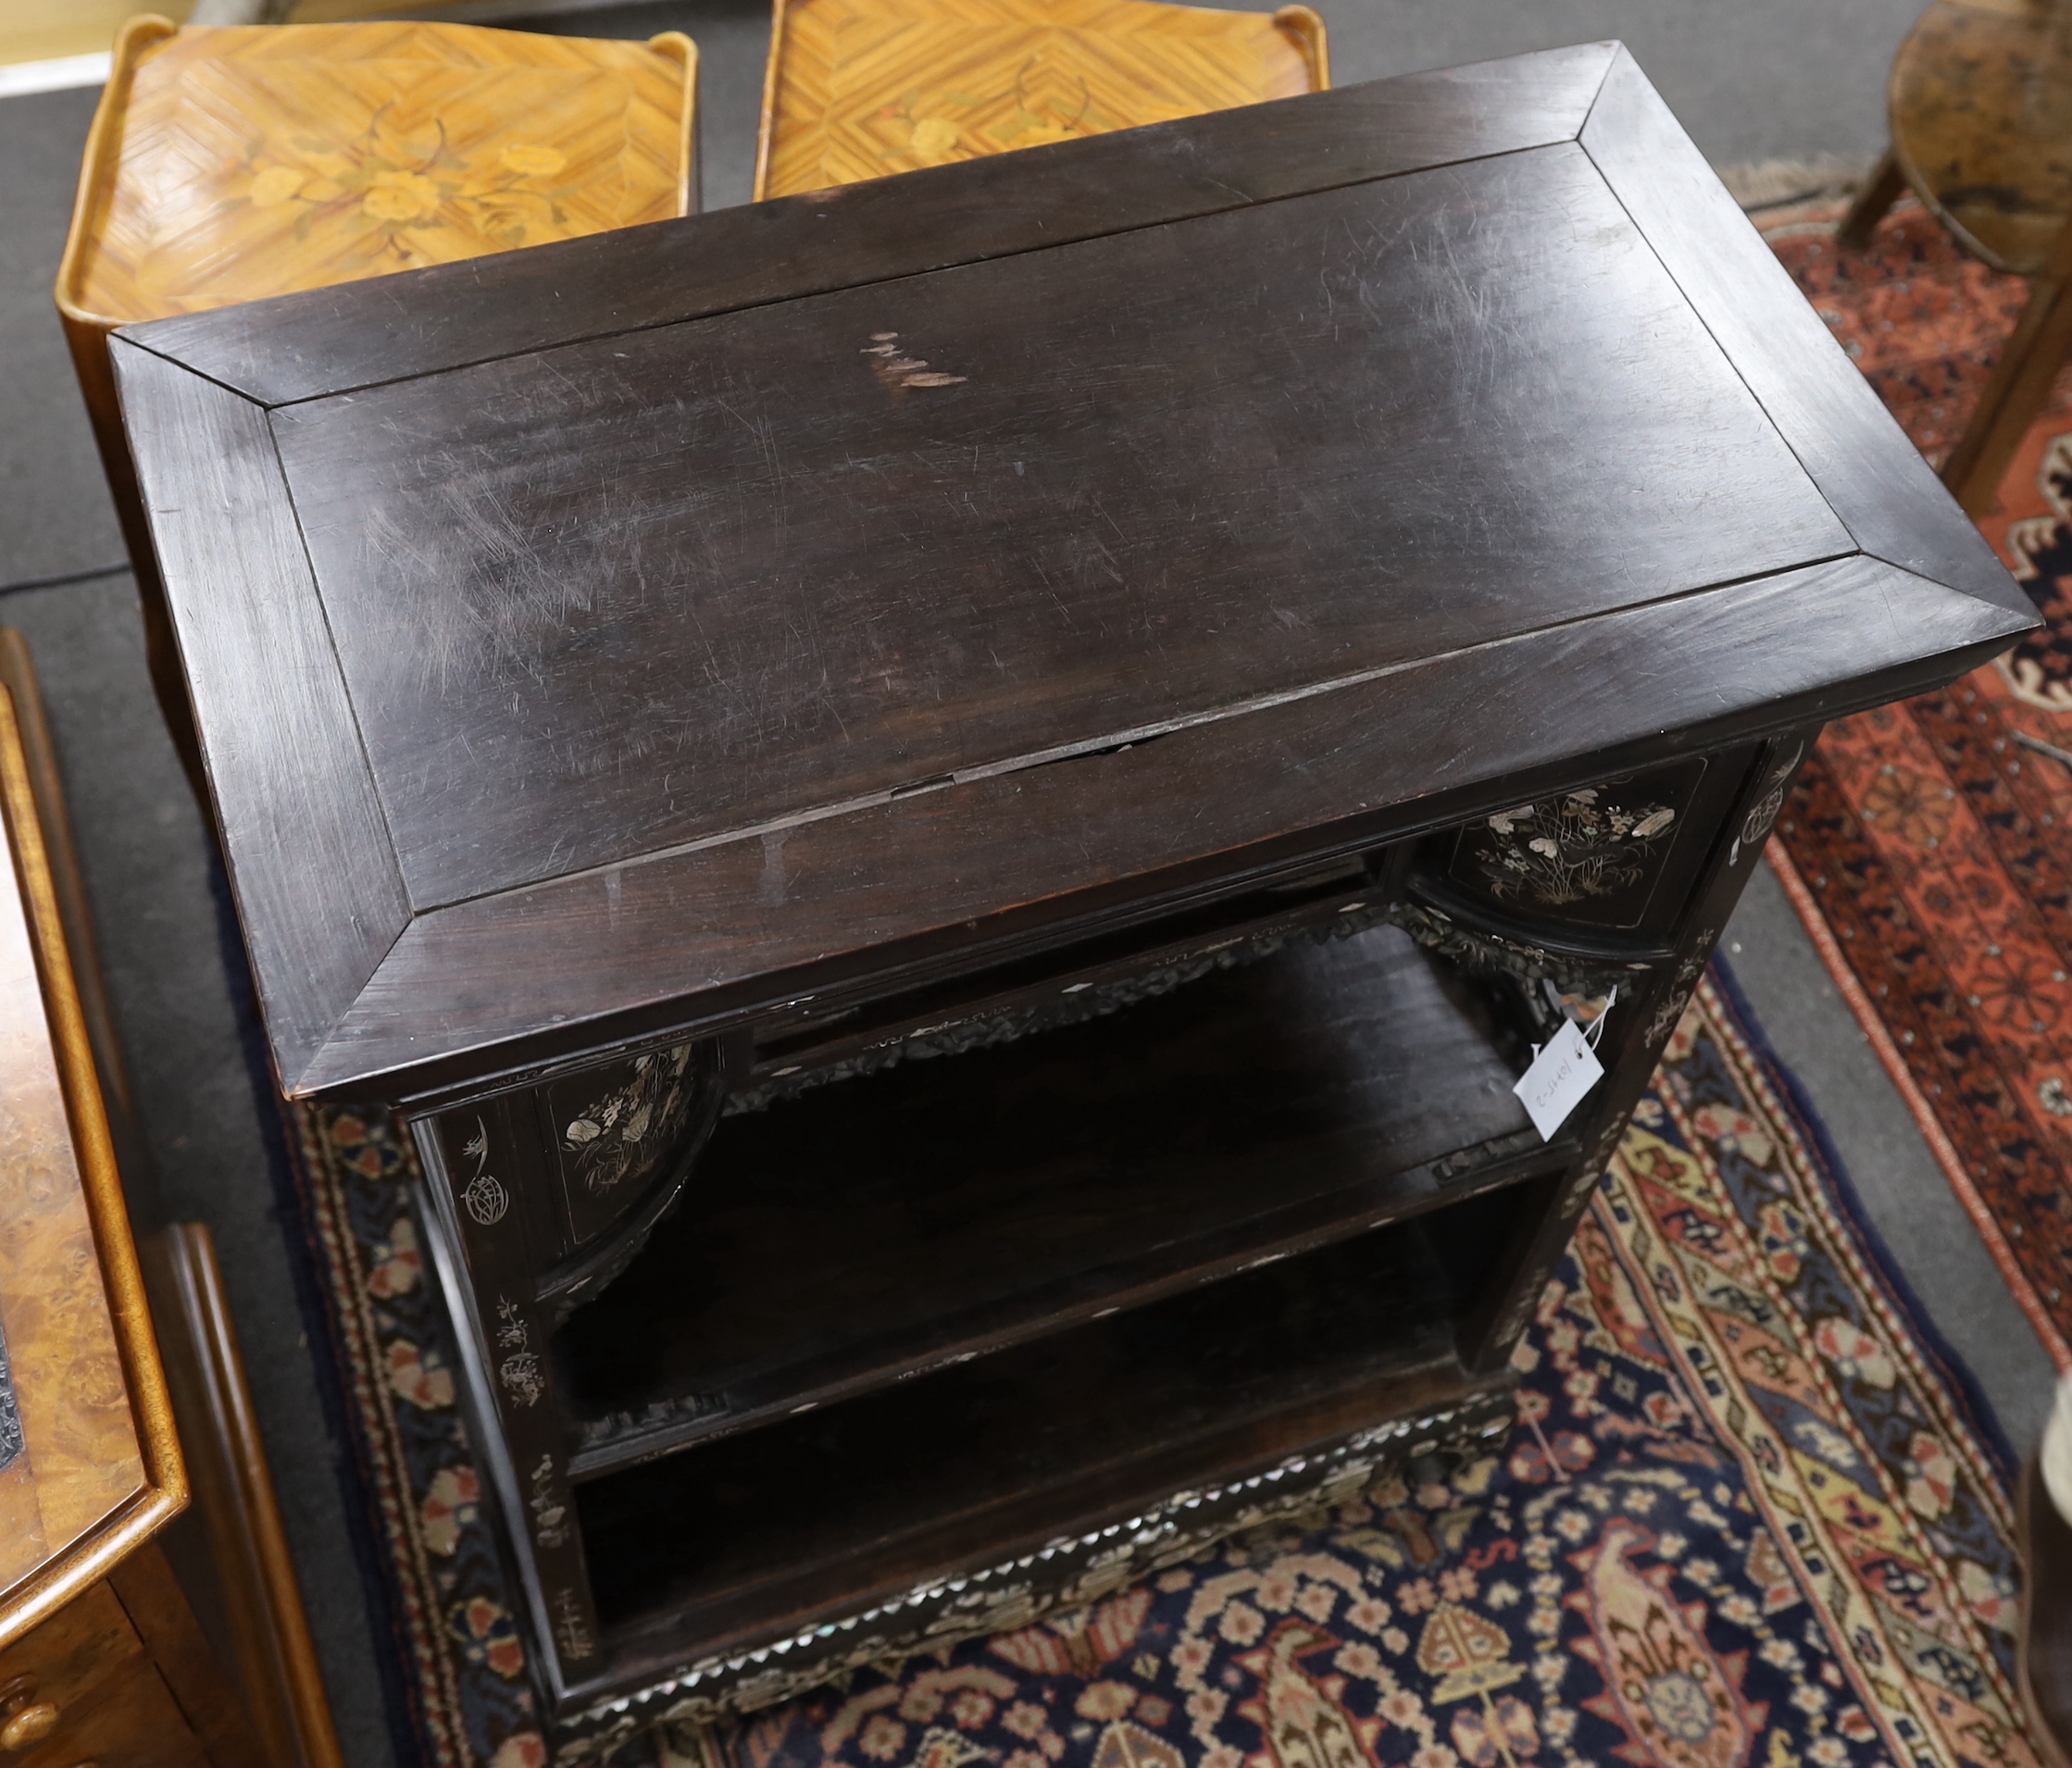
[0,51,112,97]
[0,0,656,98]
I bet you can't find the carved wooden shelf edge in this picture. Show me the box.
[558,1386,1513,1760]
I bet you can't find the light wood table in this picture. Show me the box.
[754,0,1325,199]
[0,631,340,1768]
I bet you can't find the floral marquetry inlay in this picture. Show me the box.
[755,0,1325,201]
[1474,794,1677,906]
[1442,759,1710,932]
[61,20,695,327]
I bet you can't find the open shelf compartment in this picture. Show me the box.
[555,922,1560,1475]
[573,1179,1537,1691]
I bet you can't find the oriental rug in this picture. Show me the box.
[284,970,2037,1768]
[1756,198,2072,1366]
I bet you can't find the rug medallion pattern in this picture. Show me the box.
[286,976,2031,1768]
[1759,200,2072,1365]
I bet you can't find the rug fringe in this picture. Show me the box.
[1765,837,2072,1370]
[1718,153,1872,212]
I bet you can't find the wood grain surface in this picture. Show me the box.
[58,19,697,330]
[120,43,1619,405]
[1579,44,2024,612]
[144,1226,342,1768]
[0,1582,141,1718]
[0,712,145,1590]
[110,48,2038,1108]
[108,353,412,1077]
[106,1540,268,1768]
[755,0,1324,199]
[1885,0,2072,278]
[307,554,2020,1099]
[269,142,1843,908]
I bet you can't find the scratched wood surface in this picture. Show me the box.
[58,19,697,329]
[112,45,2036,1101]
[755,0,1324,199]
[0,696,145,1594]
[275,143,1845,911]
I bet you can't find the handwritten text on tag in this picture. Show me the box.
[1513,1017,1604,1140]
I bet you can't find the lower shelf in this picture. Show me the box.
[559,923,1545,1471]
[571,1180,1534,1702]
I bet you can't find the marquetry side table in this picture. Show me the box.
[55,15,700,785]
[0,630,341,1768]
[754,0,1325,198]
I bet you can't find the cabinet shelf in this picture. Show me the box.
[574,1189,1529,1691]
[557,925,1555,1476]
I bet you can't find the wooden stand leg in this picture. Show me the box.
[1456,731,1816,1375]
[143,1224,345,1768]
[408,1040,736,1703]
[1837,147,1905,251]
[415,1105,608,1687]
[1943,270,2072,516]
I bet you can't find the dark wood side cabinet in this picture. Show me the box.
[108,42,2037,1757]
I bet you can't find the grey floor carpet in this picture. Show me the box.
[0,3,2053,1761]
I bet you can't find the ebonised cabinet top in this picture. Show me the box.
[111,42,2034,1102]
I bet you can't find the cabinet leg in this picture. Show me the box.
[1456,731,1816,1375]
[415,1106,608,1687]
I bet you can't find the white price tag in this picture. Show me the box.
[1513,1017,1604,1141]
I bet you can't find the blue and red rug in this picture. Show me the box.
[1754,194,2072,1373]
[286,969,2040,1768]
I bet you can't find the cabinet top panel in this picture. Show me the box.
[111,42,2035,1099]
[271,143,1833,911]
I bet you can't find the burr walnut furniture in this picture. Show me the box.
[753,0,1325,199]
[0,630,342,1768]
[108,41,2039,1755]
[1840,0,2072,514]
[56,15,699,786]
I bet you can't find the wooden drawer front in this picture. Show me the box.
[0,1581,143,1718]
[17,1657,205,1768]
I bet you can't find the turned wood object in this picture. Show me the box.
[1841,0,2072,513]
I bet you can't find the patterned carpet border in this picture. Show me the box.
[1766,840,2070,1368]
[1705,952,2020,1484]
[1759,195,2072,1369]
[281,969,2039,1768]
